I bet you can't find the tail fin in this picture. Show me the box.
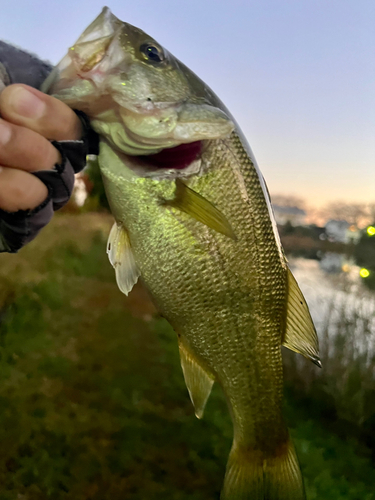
[221,437,305,500]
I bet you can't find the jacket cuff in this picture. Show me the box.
[0,195,53,253]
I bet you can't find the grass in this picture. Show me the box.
[0,213,374,499]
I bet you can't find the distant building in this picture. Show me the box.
[325,220,361,244]
[325,220,349,242]
[272,205,306,226]
[346,224,361,244]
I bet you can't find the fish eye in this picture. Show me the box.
[140,43,165,64]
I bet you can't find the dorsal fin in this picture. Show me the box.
[282,268,321,367]
[178,339,215,419]
[165,179,236,240]
[107,222,140,296]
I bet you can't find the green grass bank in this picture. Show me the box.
[0,214,374,499]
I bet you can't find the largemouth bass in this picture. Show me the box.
[44,8,320,499]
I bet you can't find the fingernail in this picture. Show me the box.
[9,86,46,119]
[0,121,11,145]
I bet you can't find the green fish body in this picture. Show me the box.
[45,8,320,499]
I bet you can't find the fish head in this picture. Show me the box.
[43,7,234,177]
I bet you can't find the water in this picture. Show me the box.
[289,255,375,360]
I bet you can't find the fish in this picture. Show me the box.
[43,7,320,499]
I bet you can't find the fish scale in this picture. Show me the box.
[102,132,287,448]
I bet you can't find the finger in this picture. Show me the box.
[0,118,60,171]
[0,84,82,140]
[0,166,48,212]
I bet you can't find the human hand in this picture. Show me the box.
[0,84,82,212]
[0,42,99,253]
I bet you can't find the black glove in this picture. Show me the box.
[0,42,99,253]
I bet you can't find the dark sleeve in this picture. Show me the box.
[0,41,53,89]
[0,42,99,253]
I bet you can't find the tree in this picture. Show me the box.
[366,203,375,224]
[319,202,368,227]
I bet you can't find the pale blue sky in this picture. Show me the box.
[1,0,374,207]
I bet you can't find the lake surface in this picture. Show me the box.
[289,256,375,358]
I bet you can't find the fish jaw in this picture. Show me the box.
[41,8,126,107]
[43,7,234,160]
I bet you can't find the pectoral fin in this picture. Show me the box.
[107,222,140,296]
[178,340,215,419]
[282,268,321,367]
[166,180,236,240]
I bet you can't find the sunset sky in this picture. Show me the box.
[1,0,374,208]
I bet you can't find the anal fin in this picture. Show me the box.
[166,179,236,240]
[283,268,321,367]
[107,222,140,296]
[178,340,215,419]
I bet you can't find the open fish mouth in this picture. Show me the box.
[142,140,202,170]
[115,139,206,180]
